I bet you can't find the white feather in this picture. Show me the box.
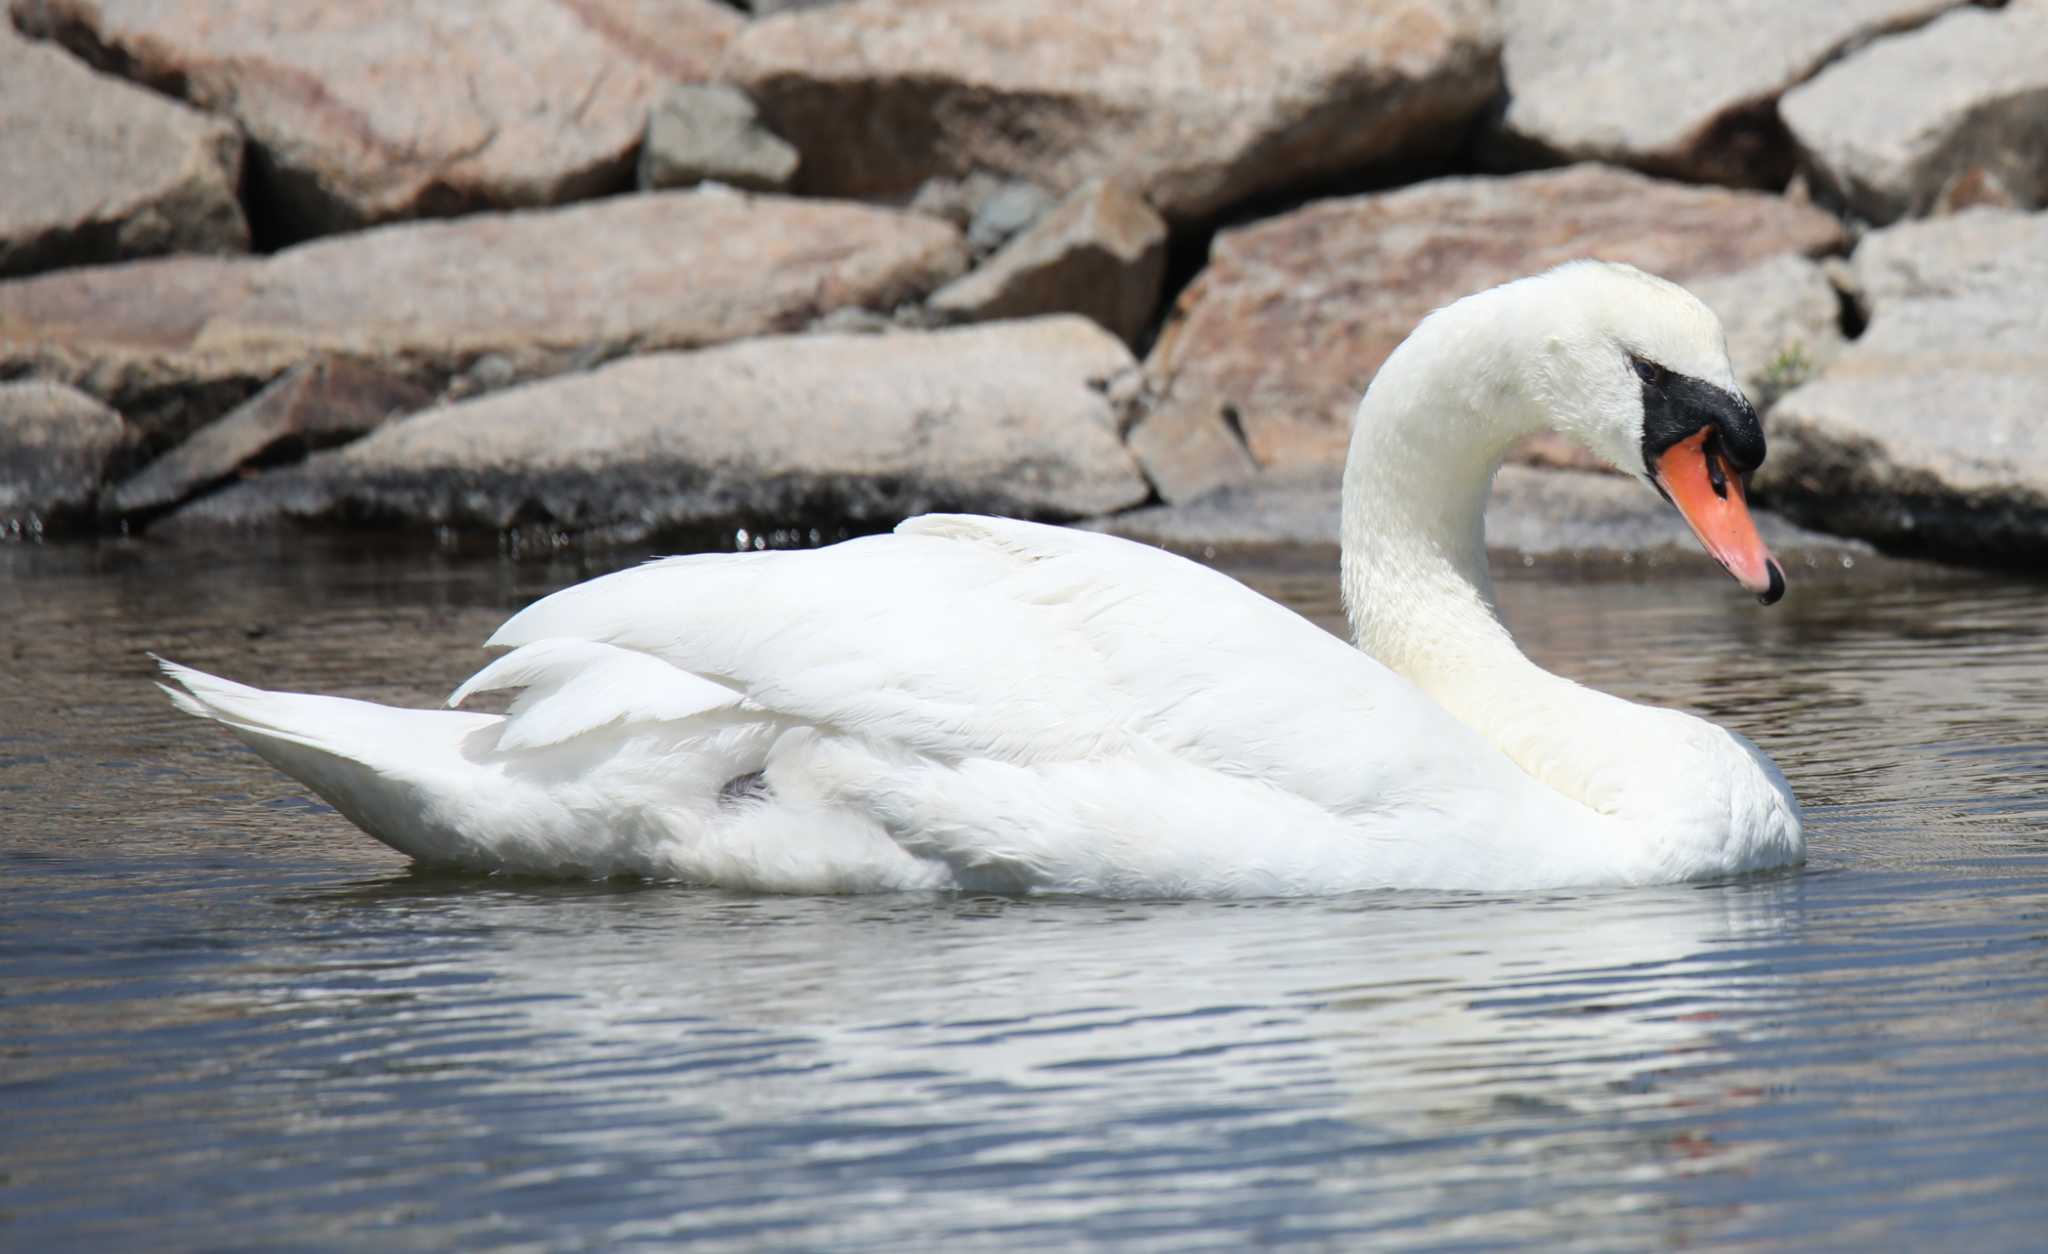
[449,639,744,752]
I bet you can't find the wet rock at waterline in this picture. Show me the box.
[1134,165,1847,501]
[0,190,966,446]
[1781,3,2048,225]
[1757,210,2048,560]
[14,0,742,240]
[1096,465,1866,563]
[1485,0,1967,187]
[929,180,1168,347]
[722,0,1502,221]
[0,380,132,535]
[0,26,247,278]
[105,360,433,521]
[159,318,1151,538]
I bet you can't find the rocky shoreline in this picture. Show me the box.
[3,0,2044,565]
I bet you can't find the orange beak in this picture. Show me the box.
[1653,429,1785,605]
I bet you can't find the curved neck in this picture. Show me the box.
[1338,287,1665,820]
[1341,287,1545,709]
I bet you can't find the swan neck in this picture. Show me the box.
[1339,290,1543,706]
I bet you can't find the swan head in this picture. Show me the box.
[1520,261,1785,605]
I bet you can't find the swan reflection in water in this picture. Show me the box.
[218,872,1804,1239]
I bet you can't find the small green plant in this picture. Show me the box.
[1754,341,1815,411]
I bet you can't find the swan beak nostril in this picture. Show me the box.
[1654,428,1785,604]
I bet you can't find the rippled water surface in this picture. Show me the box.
[5,537,2048,1249]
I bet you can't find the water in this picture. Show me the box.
[5,536,2048,1249]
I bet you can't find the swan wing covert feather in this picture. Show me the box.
[482,515,1508,815]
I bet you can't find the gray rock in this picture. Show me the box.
[967,182,1058,256]
[0,190,966,445]
[1688,254,1847,413]
[929,179,1167,345]
[638,83,801,193]
[105,359,432,519]
[0,26,246,277]
[1756,210,2048,560]
[1488,0,1965,187]
[1136,166,1849,501]
[1781,3,2048,224]
[17,0,743,239]
[0,380,131,535]
[1124,396,1260,507]
[162,317,1152,537]
[722,0,1502,222]
[1096,465,1863,564]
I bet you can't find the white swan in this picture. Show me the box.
[161,261,1804,895]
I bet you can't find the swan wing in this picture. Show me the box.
[484,515,1491,814]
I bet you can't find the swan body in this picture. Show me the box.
[163,262,1804,895]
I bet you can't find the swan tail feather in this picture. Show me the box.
[157,656,510,867]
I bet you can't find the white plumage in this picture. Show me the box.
[162,262,1805,896]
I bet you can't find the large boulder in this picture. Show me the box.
[0,189,966,446]
[0,26,246,278]
[162,317,1152,538]
[721,0,1502,221]
[1486,0,1966,187]
[13,0,743,239]
[1780,2,2048,224]
[1756,210,2048,561]
[1134,166,1848,501]
[0,380,132,536]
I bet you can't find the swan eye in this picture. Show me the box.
[1631,357,1666,387]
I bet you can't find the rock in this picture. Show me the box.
[1687,254,1847,412]
[1124,396,1261,506]
[1134,166,1848,499]
[1095,471,1342,552]
[1780,2,2048,225]
[1487,0,1966,187]
[16,0,742,240]
[638,84,800,193]
[162,317,1152,537]
[966,182,1058,256]
[104,359,433,519]
[721,0,1502,221]
[0,255,273,448]
[742,0,847,14]
[0,27,247,278]
[0,380,131,535]
[1756,210,2048,561]
[0,190,966,445]
[1096,465,1863,563]
[556,0,745,82]
[929,179,1168,345]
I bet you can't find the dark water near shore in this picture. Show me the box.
[5,536,2048,1250]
